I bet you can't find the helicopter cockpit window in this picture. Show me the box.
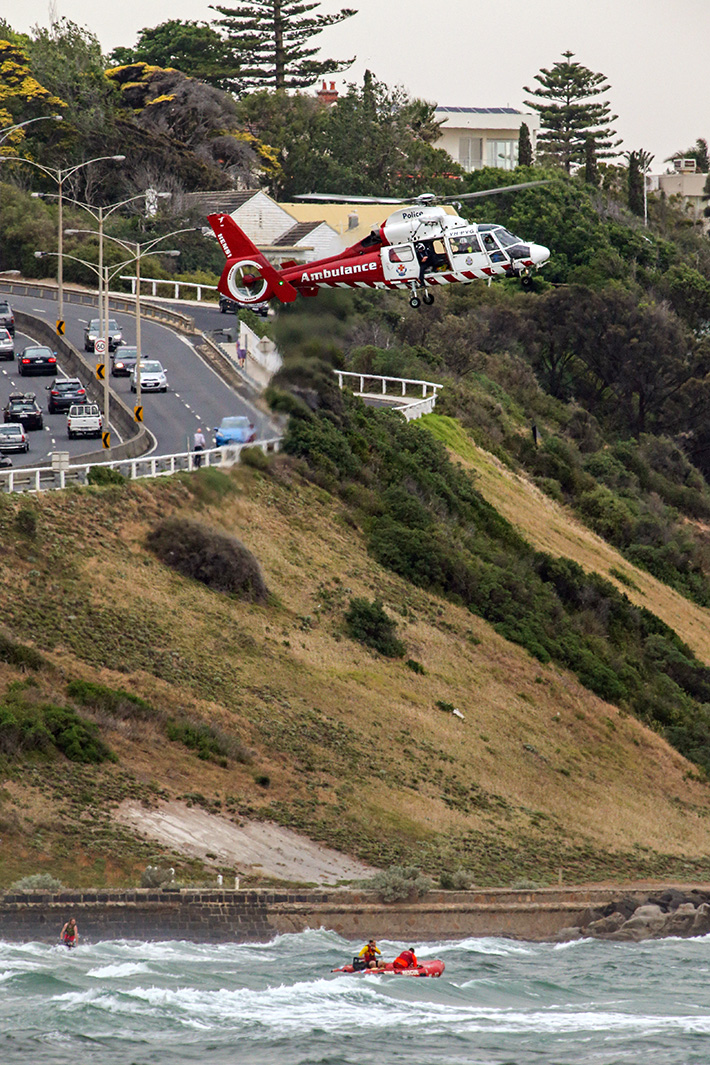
[388,246,414,263]
[449,234,482,256]
[493,228,522,248]
[481,232,507,263]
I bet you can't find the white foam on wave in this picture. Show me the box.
[87,962,149,979]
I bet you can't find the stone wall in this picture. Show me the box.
[0,886,663,944]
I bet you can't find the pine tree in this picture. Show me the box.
[211,0,356,92]
[518,122,532,167]
[523,51,620,172]
[584,135,598,186]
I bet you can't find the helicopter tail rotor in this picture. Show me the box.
[207,213,298,305]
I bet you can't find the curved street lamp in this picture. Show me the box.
[10,153,125,320]
[33,190,171,410]
[65,226,198,409]
[0,114,63,148]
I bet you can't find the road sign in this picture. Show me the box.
[96,363,105,381]
[102,431,111,449]
[95,338,107,356]
[134,405,143,423]
[56,319,65,336]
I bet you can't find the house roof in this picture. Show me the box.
[182,189,262,214]
[273,221,324,246]
[436,106,523,114]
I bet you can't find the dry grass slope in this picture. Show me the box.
[1,451,710,888]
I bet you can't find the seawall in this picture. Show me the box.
[0,886,671,943]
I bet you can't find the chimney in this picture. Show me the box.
[348,211,359,230]
[316,80,339,106]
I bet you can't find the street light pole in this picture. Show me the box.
[64,226,195,422]
[13,153,124,325]
[0,114,63,148]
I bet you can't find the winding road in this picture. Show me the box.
[1,292,272,469]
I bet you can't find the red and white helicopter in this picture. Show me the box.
[208,181,550,310]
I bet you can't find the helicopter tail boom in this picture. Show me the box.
[207,212,297,305]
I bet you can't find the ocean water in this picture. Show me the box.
[1,928,710,1064]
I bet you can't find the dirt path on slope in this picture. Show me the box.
[116,799,378,885]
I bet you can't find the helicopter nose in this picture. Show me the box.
[530,243,550,266]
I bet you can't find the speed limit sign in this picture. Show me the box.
[95,338,107,356]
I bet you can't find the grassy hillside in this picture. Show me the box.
[2,451,710,889]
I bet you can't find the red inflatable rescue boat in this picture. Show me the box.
[332,959,445,978]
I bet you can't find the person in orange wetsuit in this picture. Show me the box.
[358,938,382,969]
[392,947,418,970]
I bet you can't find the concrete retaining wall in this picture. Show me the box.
[0,886,660,944]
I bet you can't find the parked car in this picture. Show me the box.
[84,318,123,352]
[0,422,28,453]
[0,300,15,335]
[111,346,138,377]
[214,415,256,446]
[130,360,167,393]
[67,403,102,439]
[219,294,269,318]
[3,392,44,430]
[46,378,87,413]
[17,345,57,376]
[0,327,14,360]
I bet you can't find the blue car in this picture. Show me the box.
[214,415,256,446]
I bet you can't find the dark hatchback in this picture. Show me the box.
[46,378,87,413]
[3,392,44,430]
[111,346,138,377]
[18,345,58,376]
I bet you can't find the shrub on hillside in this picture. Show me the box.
[66,680,156,722]
[10,873,62,891]
[0,701,114,763]
[344,597,405,657]
[363,865,434,902]
[439,869,472,890]
[87,466,126,486]
[146,518,268,602]
[0,635,45,671]
[140,865,175,888]
[166,716,252,765]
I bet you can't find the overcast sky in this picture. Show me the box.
[4,0,708,169]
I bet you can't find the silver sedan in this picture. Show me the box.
[0,327,13,360]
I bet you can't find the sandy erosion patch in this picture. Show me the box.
[116,800,378,885]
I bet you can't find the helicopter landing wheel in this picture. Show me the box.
[409,295,421,308]
[422,290,435,305]
[521,274,534,291]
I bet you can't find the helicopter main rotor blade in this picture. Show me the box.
[441,180,551,203]
[295,192,406,204]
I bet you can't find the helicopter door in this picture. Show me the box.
[480,231,508,266]
[447,232,487,272]
[382,243,419,283]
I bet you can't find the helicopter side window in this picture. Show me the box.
[450,234,482,256]
[388,246,414,263]
[481,232,506,263]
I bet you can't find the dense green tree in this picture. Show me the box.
[0,36,65,145]
[239,72,461,198]
[26,19,117,147]
[210,0,356,91]
[627,151,644,216]
[110,20,242,94]
[524,51,620,172]
[518,122,532,167]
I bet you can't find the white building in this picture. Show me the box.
[658,159,709,231]
[434,107,540,172]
